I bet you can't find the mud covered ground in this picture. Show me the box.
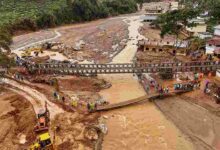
[0,87,36,150]
[11,18,129,63]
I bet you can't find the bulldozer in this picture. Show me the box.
[34,103,50,133]
[30,132,53,150]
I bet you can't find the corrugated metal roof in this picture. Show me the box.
[141,15,158,20]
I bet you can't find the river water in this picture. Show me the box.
[99,15,194,150]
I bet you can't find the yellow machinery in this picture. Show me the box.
[21,51,31,58]
[30,132,53,150]
[21,47,43,58]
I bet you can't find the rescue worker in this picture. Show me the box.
[62,96,65,103]
[166,87,169,93]
[145,84,150,94]
[204,81,209,93]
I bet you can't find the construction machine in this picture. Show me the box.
[30,132,53,150]
[34,103,50,133]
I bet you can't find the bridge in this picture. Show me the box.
[96,90,191,111]
[96,95,157,111]
[26,61,220,75]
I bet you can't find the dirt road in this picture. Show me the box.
[3,78,63,119]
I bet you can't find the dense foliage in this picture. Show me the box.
[102,0,137,15]
[179,0,220,32]
[0,52,15,67]
[0,0,138,50]
[155,8,200,38]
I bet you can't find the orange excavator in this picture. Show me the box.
[34,102,50,133]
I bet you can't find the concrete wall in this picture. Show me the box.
[214,28,220,36]
[197,33,212,39]
[186,24,207,35]
[206,44,215,54]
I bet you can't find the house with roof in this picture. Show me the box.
[214,25,220,37]
[186,17,207,36]
[143,7,164,23]
[137,39,189,55]
[206,37,220,54]
[205,25,220,54]
[170,1,179,11]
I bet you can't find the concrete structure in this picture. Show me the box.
[170,1,179,11]
[142,15,158,22]
[137,39,189,55]
[214,25,220,37]
[197,32,212,39]
[145,7,163,15]
[186,17,207,36]
[143,7,164,23]
[206,38,220,54]
[205,25,220,54]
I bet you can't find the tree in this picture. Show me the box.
[0,28,12,53]
[154,8,200,54]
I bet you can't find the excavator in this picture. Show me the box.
[30,102,53,150]
[34,103,50,133]
[29,132,53,150]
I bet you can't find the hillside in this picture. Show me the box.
[0,0,67,27]
[0,0,138,50]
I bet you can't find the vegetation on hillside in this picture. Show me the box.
[155,0,220,40]
[0,0,138,51]
[179,0,220,32]
[0,52,15,67]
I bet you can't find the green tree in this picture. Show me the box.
[154,8,200,53]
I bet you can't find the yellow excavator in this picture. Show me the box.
[29,132,53,150]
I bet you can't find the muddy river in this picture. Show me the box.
[99,16,194,150]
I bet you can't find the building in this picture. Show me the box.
[197,32,212,39]
[170,1,179,11]
[143,7,164,23]
[145,7,163,15]
[205,25,220,54]
[142,15,158,22]
[214,25,220,37]
[137,39,189,55]
[214,48,220,58]
[186,17,207,36]
[206,37,220,54]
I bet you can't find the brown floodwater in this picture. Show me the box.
[98,15,194,150]
[99,74,194,150]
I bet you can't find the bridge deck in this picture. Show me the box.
[27,61,220,75]
[96,90,191,111]
[96,94,159,111]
